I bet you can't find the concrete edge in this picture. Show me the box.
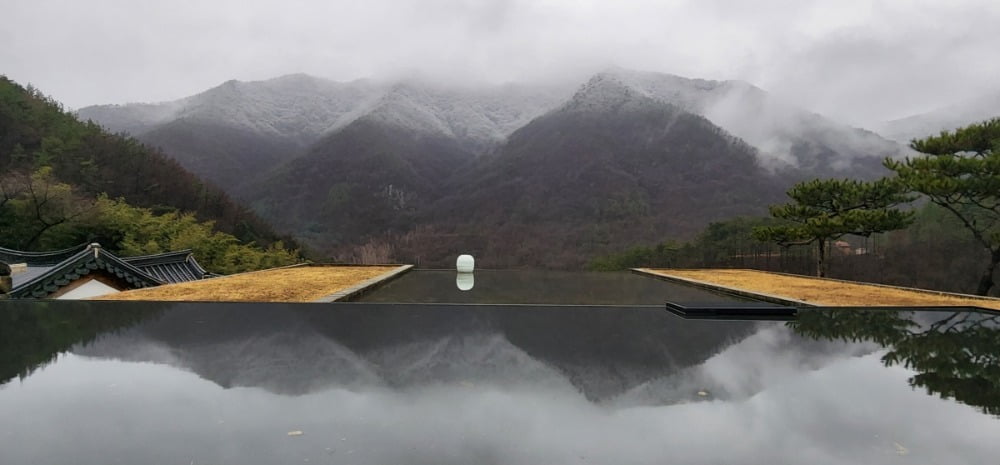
[313,265,414,302]
[630,268,816,307]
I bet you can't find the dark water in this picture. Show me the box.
[354,269,749,305]
[1,300,999,464]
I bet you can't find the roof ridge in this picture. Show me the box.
[0,243,92,265]
[124,249,194,259]
[122,249,194,262]
[11,247,163,298]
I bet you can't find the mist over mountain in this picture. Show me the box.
[80,74,569,193]
[595,69,904,174]
[78,69,909,266]
[391,76,788,267]
[80,74,382,140]
[878,92,1000,143]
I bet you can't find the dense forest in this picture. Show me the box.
[591,205,993,294]
[593,118,1000,296]
[0,77,301,273]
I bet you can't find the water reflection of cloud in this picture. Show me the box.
[2,344,998,464]
[613,326,879,406]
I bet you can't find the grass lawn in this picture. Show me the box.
[94,265,404,302]
[638,268,1000,310]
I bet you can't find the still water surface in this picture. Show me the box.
[1,300,998,464]
[354,269,748,305]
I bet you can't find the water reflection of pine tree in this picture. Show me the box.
[790,308,1000,416]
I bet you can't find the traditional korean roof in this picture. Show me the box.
[123,250,212,283]
[3,243,164,299]
[0,243,91,266]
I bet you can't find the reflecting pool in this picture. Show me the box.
[1,300,998,464]
[354,269,748,305]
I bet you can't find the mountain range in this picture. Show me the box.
[78,69,919,267]
[878,92,1000,143]
[72,304,761,400]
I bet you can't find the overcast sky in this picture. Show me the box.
[3,0,999,125]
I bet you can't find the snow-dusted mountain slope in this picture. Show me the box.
[78,74,570,150]
[74,100,187,135]
[78,74,385,144]
[877,92,1000,143]
[333,81,572,151]
[77,74,569,193]
[79,68,904,175]
[591,68,906,172]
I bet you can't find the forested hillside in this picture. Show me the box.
[387,79,788,268]
[592,117,1000,296]
[0,77,300,272]
[592,204,1000,296]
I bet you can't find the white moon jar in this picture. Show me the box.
[456,254,475,273]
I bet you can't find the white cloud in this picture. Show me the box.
[2,0,999,124]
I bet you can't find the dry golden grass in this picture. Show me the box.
[640,268,1000,310]
[94,265,402,302]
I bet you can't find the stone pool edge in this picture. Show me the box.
[631,268,815,308]
[314,264,414,302]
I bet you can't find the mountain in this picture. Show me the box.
[79,75,569,193]
[248,115,473,250]
[0,76,291,251]
[78,74,383,141]
[137,118,301,192]
[78,70,909,267]
[388,75,789,267]
[329,80,573,152]
[878,92,1000,143]
[237,80,572,250]
[78,75,385,192]
[594,68,904,175]
[81,70,905,187]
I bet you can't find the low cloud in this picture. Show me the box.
[3,0,999,125]
[3,327,999,464]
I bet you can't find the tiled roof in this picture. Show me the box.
[5,243,163,299]
[123,250,211,284]
[1,244,213,299]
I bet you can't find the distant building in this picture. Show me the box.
[0,243,211,299]
[833,240,853,255]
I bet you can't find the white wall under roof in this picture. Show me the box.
[56,279,120,300]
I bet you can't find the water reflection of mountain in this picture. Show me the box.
[0,300,166,385]
[72,303,764,399]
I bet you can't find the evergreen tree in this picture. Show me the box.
[753,178,914,277]
[885,118,1000,295]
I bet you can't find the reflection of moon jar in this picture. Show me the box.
[456,273,474,291]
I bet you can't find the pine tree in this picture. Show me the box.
[885,118,1000,295]
[753,178,914,277]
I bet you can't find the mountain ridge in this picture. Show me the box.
[77,69,911,266]
[878,91,1000,143]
